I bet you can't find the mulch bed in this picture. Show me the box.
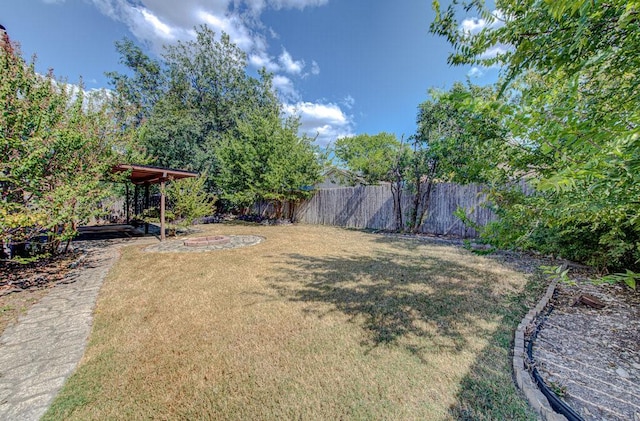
[533,280,640,421]
[0,252,82,333]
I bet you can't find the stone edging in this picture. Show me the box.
[513,279,568,421]
[143,235,264,253]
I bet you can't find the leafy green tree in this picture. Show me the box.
[410,82,511,232]
[215,109,322,218]
[333,133,410,229]
[108,26,279,186]
[416,83,512,183]
[334,133,407,185]
[431,0,640,270]
[106,38,165,126]
[1,38,135,256]
[164,174,215,228]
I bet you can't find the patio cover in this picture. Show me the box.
[112,164,198,241]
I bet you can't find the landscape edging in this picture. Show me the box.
[513,279,568,421]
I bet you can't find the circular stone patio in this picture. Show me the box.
[144,235,264,253]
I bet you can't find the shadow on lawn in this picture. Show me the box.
[268,236,515,354]
[375,235,544,420]
[266,234,544,420]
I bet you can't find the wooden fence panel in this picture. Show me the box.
[292,183,497,238]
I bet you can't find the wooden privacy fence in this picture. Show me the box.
[259,183,497,238]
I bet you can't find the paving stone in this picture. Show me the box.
[0,240,124,421]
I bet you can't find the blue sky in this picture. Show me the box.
[2,0,500,146]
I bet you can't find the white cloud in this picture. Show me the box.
[140,8,174,40]
[278,49,305,75]
[267,0,329,11]
[311,60,320,75]
[283,102,355,147]
[268,27,279,39]
[273,75,299,101]
[460,17,486,34]
[480,45,508,59]
[341,95,355,109]
[460,9,504,34]
[197,10,256,51]
[467,66,484,78]
[249,52,280,72]
[86,0,340,144]
[87,0,327,90]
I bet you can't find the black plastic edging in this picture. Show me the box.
[526,307,585,421]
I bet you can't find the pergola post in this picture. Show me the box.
[160,178,166,241]
[134,184,139,216]
[125,183,130,224]
[144,183,150,235]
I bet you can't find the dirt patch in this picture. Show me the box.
[0,236,145,335]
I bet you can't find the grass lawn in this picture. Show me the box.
[44,224,544,420]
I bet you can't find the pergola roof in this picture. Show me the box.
[112,164,198,185]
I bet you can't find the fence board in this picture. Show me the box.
[289,183,496,237]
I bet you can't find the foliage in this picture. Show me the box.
[597,270,639,291]
[539,265,572,285]
[415,82,512,185]
[1,38,134,256]
[107,25,323,212]
[108,26,280,187]
[333,133,409,229]
[215,109,322,218]
[408,82,511,232]
[431,0,640,272]
[165,174,215,227]
[333,133,409,185]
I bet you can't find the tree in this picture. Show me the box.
[106,38,165,126]
[108,26,279,187]
[334,133,407,185]
[1,37,135,257]
[164,174,215,228]
[215,109,322,219]
[409,82,511,232]
[431,0,640,270]
[333,133,410,229]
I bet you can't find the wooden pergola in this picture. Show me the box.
[112,164,198,241]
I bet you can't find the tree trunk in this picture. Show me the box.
[410,180,422,232]
[274,201,283,220]
[391,181,403,231]
[414,180,433,233]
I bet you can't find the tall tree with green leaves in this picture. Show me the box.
[431,0,640,270]
[333,133,410,229]
[108,26,280,186]
[411,82,511,232]
[334,133,407,185]
[1,37,136,257]
[215,110,322,218]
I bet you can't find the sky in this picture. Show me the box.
[2,0,500,147]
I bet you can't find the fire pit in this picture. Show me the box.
[145,234,263,253]
[183,235,231,247]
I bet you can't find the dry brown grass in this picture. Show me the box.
[45,224,538,420]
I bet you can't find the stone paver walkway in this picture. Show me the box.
[0,242,121,420]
